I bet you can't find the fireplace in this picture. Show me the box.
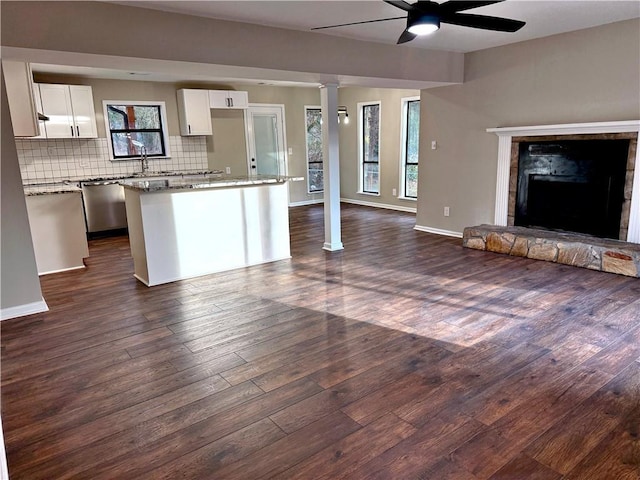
[488,121,640,244]
[515,139,630,239]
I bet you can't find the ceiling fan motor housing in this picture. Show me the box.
[407,9,440,32]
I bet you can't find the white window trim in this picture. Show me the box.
[399,96,420,201]
[304,105,323,194]
[102,100,171,161]
[357,100,382,195]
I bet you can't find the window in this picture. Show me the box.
[359,102,380,194]
[305,106,323,193]
[103,101,170,160]
[401,98,420,199]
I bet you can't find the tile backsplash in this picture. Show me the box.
[17,136,209,183]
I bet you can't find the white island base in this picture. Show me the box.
[124,182,291,286]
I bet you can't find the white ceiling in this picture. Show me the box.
[110,0,640,53]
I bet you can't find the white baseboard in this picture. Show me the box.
[414,224,463,238]
[289,199,324,207]
[1,297,49,321]
[39,265,85,276]
[341,198,417,213]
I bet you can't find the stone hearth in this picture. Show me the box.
[463,224,640,278]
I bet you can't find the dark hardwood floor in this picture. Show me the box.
[2,203,640,479]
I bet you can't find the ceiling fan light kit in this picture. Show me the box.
[312,0,525,45]
[407,12,440,35]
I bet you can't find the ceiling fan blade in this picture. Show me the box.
[311,16,406,31]
[397,29,417,44]
[441,13,525,32]
[383,0,414,12]
[439,1,505,14]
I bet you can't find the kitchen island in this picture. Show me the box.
[122,175,299,286]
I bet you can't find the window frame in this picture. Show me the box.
[358,101,381,196]
[102,100,171,161]
[399,96,420,200]
[304,105,323,194]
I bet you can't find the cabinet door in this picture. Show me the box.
[209,90,230,108]
[69,85,98,138]
[32,84,46,139]
[38,84,74,138]
[227,91,249,109]
[177,89,212,136]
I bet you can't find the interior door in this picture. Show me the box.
[245,105,287,176]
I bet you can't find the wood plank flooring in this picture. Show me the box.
[2,203,640,479]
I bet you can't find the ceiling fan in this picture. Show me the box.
[312,0,526,44]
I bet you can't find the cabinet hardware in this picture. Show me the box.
[70,126,74,136]
[188,124,191,134]
[76,126,80,137]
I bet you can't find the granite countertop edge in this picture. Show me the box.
[121,175,304,193]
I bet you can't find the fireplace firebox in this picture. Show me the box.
[515,139,629,239]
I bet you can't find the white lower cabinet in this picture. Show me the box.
[25,192,89,275]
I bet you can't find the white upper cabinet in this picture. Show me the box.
[69,86,98,138]
[3,60,40,137]
[177,89,212,136]
[36,83,98,139]
[209,90,249,109]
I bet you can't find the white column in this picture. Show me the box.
[321,83,344,251]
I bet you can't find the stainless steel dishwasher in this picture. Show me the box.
[81,180,128,233]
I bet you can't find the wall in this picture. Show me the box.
[337,87,420,211]
[0,68,45,319]
[416,19,640,235]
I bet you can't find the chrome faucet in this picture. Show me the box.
[140,145,148,174]
[132,140,148,174]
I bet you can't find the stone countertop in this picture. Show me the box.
[23,170,225,186]
[24,182,82,196]
[121,175,304,193]
[22,170,226,195]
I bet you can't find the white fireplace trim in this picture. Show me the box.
[487,120,640,244]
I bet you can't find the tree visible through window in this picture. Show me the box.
[305,107,323,193]
[104,101,169,160]
[361,103,380,194]
[403,99,420,198]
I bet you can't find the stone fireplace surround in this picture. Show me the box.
[461,121,640,278]
[489,120,640,244]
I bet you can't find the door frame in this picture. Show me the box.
[244,103,288,177]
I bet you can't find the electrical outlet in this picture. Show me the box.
[392,188,397,196]
[431,140,437,150]
[288,147,293,155]
[225,167,231,174]
[79,159,89,168]
[444,206,450,217]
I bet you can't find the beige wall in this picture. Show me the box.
[1,68,44,314]
[337,87,420,209]
[416,18,640,234]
